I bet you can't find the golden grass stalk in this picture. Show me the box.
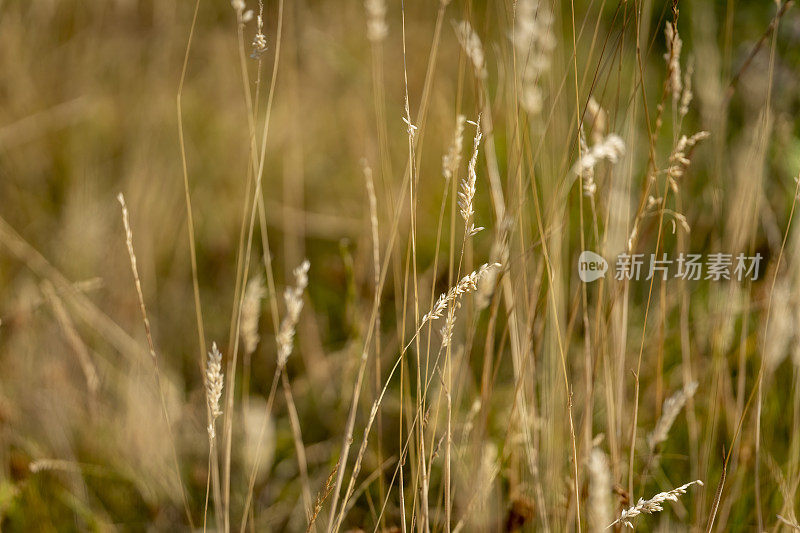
[664,21,683,102]
[457,116,483,237]
[117,193,194,528]
[241,276,266,356]
[588,448,612,533]
[205,343,224,441]
[277,259,310,368]
[420,263,501,328]
[364,0,387,43]
[513,0,555,115]
[647,381,698,452]
[610,480,703,529]
[454,21,487,80]
[443,114,466,181]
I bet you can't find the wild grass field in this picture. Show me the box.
[2,0,800,530]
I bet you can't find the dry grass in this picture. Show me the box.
[2,0,800,531]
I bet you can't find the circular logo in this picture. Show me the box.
[577,250,608,282]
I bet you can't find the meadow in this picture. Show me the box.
[2,0,800,530]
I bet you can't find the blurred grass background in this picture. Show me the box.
[2,0,800,530]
